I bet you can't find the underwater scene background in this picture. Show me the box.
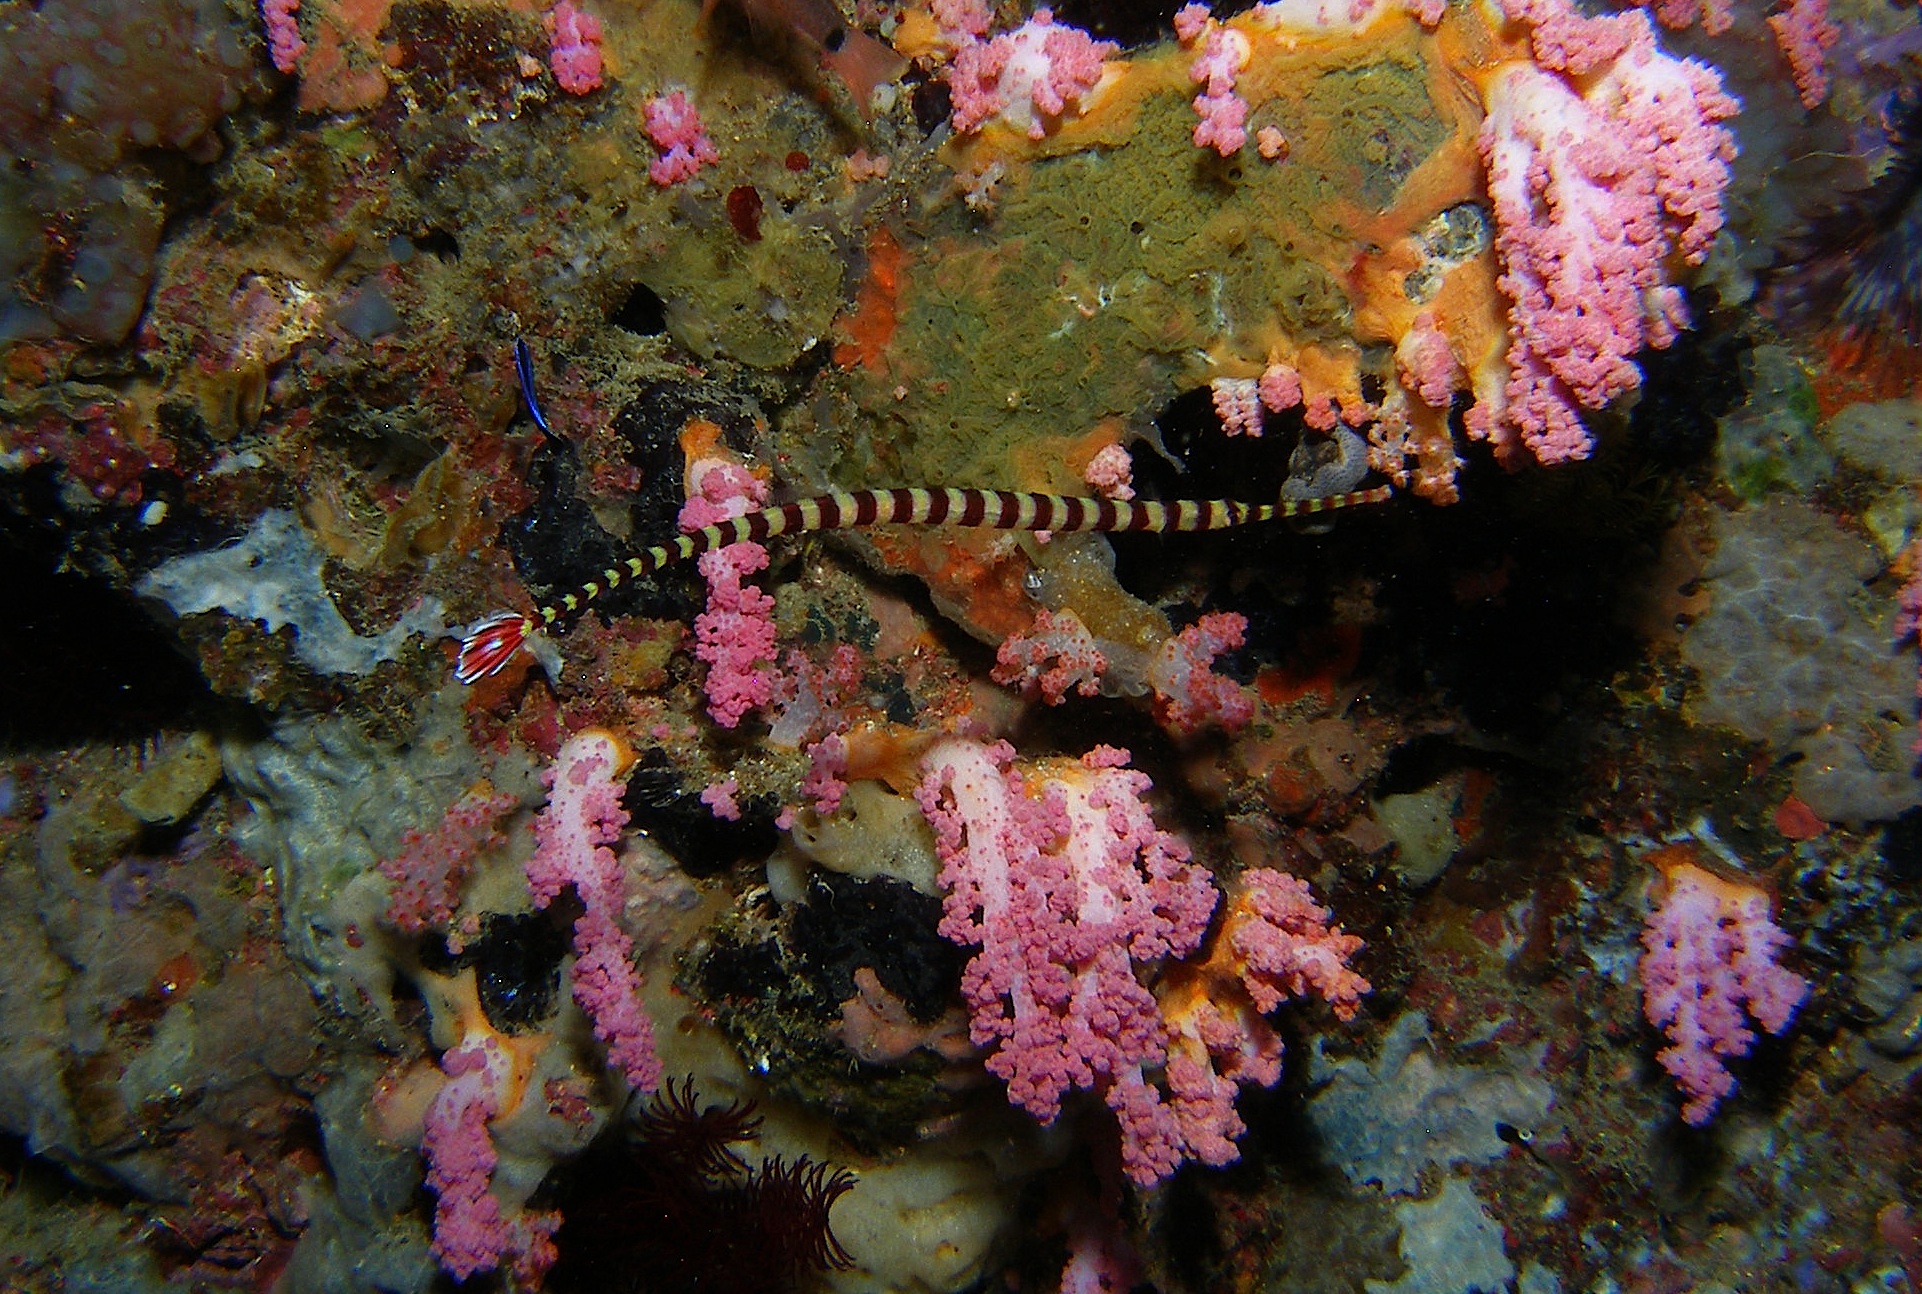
[1,0,1920,1289]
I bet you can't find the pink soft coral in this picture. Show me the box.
[422,1034,560,1284]
[643,90,719,185]
[381,786,519,937]
[1766,0,1839,109]
[527,730,663,1094]
[544,0,604,95]
[682,463,779,728]
[261,0,306,74]
[1176,4,1252,155]
[1155,866,1370,1173]
[1211,377,1263,437]
[1639,854,1808,1124]
[992,608,1107,704]
[1471,0,1737,467]
[915,739,1221,1185]
[1229,868,1370,1021]
[1150,612,1255,734]
[948,10,1118,139]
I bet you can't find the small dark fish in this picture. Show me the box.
[704,0,906,116]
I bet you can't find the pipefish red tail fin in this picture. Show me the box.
[454,483,1394,683]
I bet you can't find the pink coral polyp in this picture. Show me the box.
[1639,855,1809,1125]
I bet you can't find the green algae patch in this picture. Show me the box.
[807,31,1460,492]
[642,214,846,369]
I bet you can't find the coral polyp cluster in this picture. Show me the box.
[837,0,1736,521]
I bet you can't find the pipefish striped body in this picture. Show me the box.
[455,482,1393,682]
[454,343,1394,683]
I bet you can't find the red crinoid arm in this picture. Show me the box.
[455,612,533,684]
